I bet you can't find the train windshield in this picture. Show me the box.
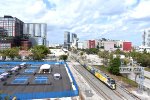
[111,80,115,84]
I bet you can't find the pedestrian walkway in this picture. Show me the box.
[128,72,150,99]
[144,71,150,78]
[128,72,150,89]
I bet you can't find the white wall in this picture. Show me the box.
[104,41,116,51]
[83,41,88,49]
[77,42,83,49]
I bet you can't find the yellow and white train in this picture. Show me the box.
[77,58,116,90]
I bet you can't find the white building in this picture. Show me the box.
[115,41,123,51]
[143,28,150,47]
[138,46,150,53]
[77,42,84,49]
[50,49,67,56]
[137,28,150,53]
[103,41,116,51]
[83,40,89,49]
[49,44,62,48]
[78,39,131,51]
[71,33,78,49]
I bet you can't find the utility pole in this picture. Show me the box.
[137,68,144,94]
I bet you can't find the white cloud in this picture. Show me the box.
[0,0,150,45]
[125,0,138,6]
[25,0,47,15]
[130,0,150,18]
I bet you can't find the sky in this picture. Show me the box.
[0,0,150,46]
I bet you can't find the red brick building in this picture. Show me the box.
[123,42,132,51]
[89,40,95,48]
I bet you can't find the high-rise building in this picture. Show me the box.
[0,15,48,50]
[143,29,150,47]
[71,33,78,49]
[0,15,24,37]
[72,33,77,42]
[138,29,150,53]
[0,15,24,50]
[23,23,47,46]
[64,31,70,49]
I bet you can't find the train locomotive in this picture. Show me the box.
[74,56,116,90]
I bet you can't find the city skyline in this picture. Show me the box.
[0,0,150,46]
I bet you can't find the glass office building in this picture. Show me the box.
[0,15,24,50]
[23,23,47,46]
[64,31,70,49]
[0,15,24,37]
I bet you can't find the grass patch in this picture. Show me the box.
[121,76,138,87]
[93,65,138,87]
[145,67,150,72]
[94,65,109,73]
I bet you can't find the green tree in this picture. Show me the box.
[59,55,68,61]
[80,51,84,57]
[108,57,121,75]
[114,49,125,55]
[2,47,19,60]
[0,50,7,60]
[85,48,99,54]
[143,48,147,54]
[98,51,109,65]
[96,44,99,49]
[31,45,50,60]
[123,58,130,65]
[129,50,150,67]
[98,51,109,59]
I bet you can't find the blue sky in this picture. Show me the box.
[0,0,150,46]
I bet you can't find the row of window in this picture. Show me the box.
[0,18,15,21]
[0,23,15,26]
[0,43,11,46]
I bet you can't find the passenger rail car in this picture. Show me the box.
[73,56,116,90]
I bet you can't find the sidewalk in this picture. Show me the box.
[128,72,150,89]
[128,72,150,99]
[144,71,150,78]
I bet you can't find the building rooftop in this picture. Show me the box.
[0,61,78,99]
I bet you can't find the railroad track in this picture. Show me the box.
[116,83,141,100]
[70,55,142,100]
[113,90,127,100]
[75,63,127,100]
[70,61,112,100]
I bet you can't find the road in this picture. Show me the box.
[69,54,140,100]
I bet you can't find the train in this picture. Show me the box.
[73,56,116,90]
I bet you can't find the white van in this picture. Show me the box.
[53,73,61,80]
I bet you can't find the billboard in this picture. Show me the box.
[119,67,144,73]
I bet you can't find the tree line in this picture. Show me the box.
[79,48,150,75]
[0,45,50,61]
